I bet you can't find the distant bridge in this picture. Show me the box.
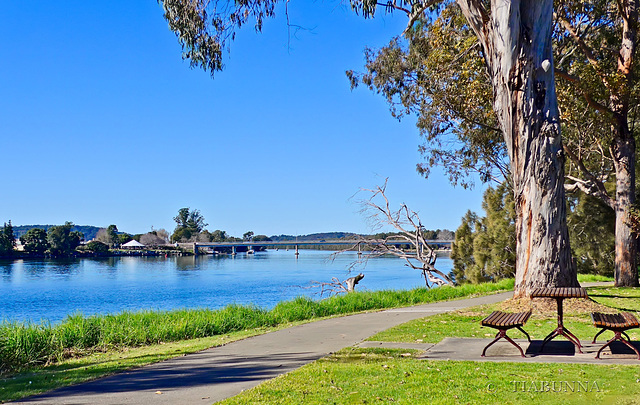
[178,239,454,256]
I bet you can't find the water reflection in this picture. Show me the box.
[175,255,198,271]
[0,260,13,281]
[48,260,81,277]
[0,251,452,324]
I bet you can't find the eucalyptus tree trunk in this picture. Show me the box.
[612,121,639,286]
[457,0,577,296]
[612,0,639,287]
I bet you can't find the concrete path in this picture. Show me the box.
[414,337,640,364]
[12,292,513,405]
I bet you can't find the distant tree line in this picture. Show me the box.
[3,206,457,259]
[1,221,179,258]
[12,224,102,240]
[1,221,85,258]
[170,207,271,245]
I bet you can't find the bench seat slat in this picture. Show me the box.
[482,310,532,328]
[592,312,639,330]
[483,311,499,325]
[493,312,509,327]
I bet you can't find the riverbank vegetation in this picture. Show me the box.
[2,211,456,260]
[0,279,514,400]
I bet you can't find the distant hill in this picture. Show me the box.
[269,232,362,242]
[269,230,455,242]
[12,225,102,241]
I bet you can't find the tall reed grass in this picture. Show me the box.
[0,279,513,375]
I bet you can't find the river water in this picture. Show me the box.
[0,250,452,324]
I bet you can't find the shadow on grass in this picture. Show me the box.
[589,293,634,299]
[586,287,640,312]
[0,349,212,403]
[12,351,322,403]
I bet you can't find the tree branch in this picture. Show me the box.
[349,178,454,287]
[554,69,613,115]
[555,13,612,91]
[563,145,615,209]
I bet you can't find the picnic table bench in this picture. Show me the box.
[530,287,588,353]
[481,310,532,357]
[591,312,640,360]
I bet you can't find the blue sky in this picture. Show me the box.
[1,1,487,237]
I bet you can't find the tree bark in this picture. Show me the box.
[345,273,365,292]
[613,131,639,286]
[612,0,639,287]
[457,0,577,296]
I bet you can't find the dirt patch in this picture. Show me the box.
[497,297,614,316]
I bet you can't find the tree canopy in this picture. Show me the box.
[172,207,208,242]
[47,222,83,257]
[347,4,505,188]
[451,182,515,284]
[0,221,16,257]
[349,1,640,286]
[19,228,49,255]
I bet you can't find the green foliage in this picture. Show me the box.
[19,228,49,255]
[172,207,208,242]
[0,221,16,257]
[242,231,254,241]
[117,233,132,245]
[13,225,101,241]
[106,225,118,247]
[567,192,615,276]
[85,241,109,254]
[46,222,83,257]
[160,0,277,77]
[252,234,271,242]
[451,182,516,284]
[211,229,229,241]
[95,224,120,247]
[347,4,505,188]
[454,184,617,280]
[451,211,478,283]
[473,183,516,278]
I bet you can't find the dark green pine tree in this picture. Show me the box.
[451,183,516,284]
[567,192,615,276]
[0,221,16,256]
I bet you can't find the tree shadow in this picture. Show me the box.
[17,351,322,401]
[526,340,577,356]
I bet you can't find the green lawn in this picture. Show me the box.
[577,274,615,283]
[587,286,640,312]
[219,348,640,404]
[220,284,640,405]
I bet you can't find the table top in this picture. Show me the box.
[530,287,588,299]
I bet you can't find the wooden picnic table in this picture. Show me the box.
[530,287,588,353]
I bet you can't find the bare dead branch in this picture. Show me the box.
[338,179,454,287]
[308,273,365,297]
[563,145,615,209]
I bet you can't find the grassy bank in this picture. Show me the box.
[219,283,640,405]
[0,279,514,377]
